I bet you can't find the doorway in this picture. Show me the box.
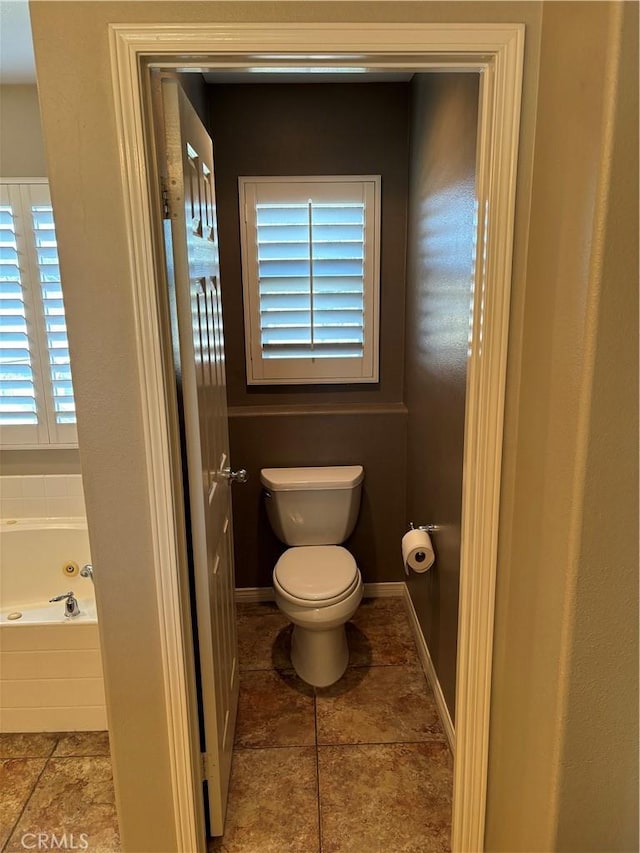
[110,22,524,852]
[155,67,477,848]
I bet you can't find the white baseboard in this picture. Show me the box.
[235,581,405,603]
[363,581,405,598]
[403,585,456,754]
[234,586,274,603]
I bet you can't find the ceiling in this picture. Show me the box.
[0,0,35,84]
[201,70,413,84]
[0,2,413,88]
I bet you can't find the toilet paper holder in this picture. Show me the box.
[408,522,439,533]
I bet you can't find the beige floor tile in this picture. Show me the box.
[347,597,420,667]
[5,757,120,853]
[235,670,315,748]
[318,742,452,853]
[236,602,292,670]
[0,758,47,849]
[209,747,319,853]
[53,731,110,757]
[0,733,58,758]
[316,665,445,745]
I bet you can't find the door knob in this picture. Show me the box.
[222,467,248,484]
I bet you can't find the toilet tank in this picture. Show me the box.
[260,466,364,546]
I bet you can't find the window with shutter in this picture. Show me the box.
[0,181,77,448]
[239,176,380,384]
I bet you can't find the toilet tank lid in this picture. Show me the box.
[260,465,364,491]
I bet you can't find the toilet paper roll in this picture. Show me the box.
[402,529,435,574]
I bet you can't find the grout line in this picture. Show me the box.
[313,686,323,853]
[239,666,296,673]
[344,661,422,670]
[233,743,316,751]
[231,736,448,752]
[1,735,59,853]
[49,753,111,759]
[316,737,449,749]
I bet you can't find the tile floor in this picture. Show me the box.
[1,597,452,853]
[213,597,452,852]
[0,730,119,853]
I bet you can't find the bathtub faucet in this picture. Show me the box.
[50,591,81,618]
[80,564,94,582]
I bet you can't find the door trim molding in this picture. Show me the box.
[108,22,524,852]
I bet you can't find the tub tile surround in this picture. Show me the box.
[0,732,120,853]
[0,484,103,733]
[0,475,86,520]
[214,597,452,852]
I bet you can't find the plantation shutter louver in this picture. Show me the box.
[31,194,76,425]
[240,177,380,384]
[257,200,365,359]
[0,191,38,431]
[0,181,77,447]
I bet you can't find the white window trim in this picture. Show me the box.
[239,174,381,385]
[0,178,77,449]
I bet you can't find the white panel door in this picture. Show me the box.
[160,77,240,836]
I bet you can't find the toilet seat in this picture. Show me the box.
[274,546,359,606]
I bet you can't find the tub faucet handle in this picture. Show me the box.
[49,591,81,618]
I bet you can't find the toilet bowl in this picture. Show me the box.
[260,466,365,687]
[273,545,364,687]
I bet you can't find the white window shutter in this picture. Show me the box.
[27,184,77,443]
[240,176,380,385]
[0,181,77,448]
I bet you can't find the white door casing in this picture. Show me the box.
[108,22,524,853]
[160,77,239,836]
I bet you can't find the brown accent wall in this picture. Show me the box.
[229,406,407,587]
[207,83,410,585]
[209,82,409,407]
[404,74,479,719]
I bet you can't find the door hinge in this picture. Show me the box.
[201,752,208,781]
[161,177,171,220]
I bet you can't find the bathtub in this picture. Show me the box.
[0,517,107,733]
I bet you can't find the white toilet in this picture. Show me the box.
[260,465,365,688]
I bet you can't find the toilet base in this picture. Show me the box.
[291,623,349,688]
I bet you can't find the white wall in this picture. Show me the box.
[0,84,82,475]
[0,84,46,176]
